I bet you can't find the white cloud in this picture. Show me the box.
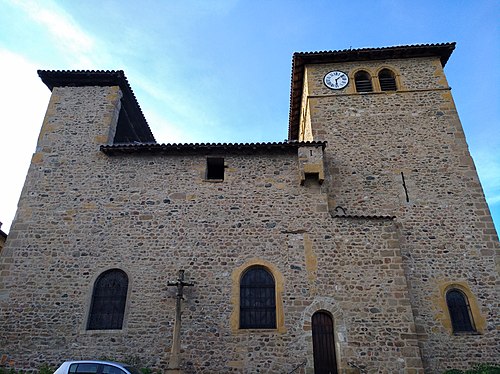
[142,109,193,144]
[6,0,100,67]
[128,71,222,142]
[5,0,222,139]
[0,49,51,232]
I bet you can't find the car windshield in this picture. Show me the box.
[123,366,142,374]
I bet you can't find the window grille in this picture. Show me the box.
[87,269,128,330]
[240,266,276,329]
[354,71,373,92]
[379,69,397,91]
[446,289,476,333]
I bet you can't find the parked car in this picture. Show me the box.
[53,360,142,374]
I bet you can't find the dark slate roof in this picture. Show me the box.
[288,42,456,140]
[38,70,155,143]
[101,141,326,155]
[0,221,6,239]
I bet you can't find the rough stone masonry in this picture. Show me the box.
[0,43,498,373]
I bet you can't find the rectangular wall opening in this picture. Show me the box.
[206,157,225,180]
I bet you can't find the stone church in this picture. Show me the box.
[0,43,498,373]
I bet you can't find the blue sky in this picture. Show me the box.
[0,0,498,233]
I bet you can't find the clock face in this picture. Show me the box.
[324,71,349,90]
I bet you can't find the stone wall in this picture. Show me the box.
[0,51,498,374]
[1,84,424,373]
[301,56,499,372]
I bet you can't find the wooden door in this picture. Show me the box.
[312,311,338,374]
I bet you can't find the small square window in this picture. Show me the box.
[206,157,225,180]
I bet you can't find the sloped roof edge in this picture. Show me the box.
[288,42,456,140]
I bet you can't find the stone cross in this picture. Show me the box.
[166,270,194,373]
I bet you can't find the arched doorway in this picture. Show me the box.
[312,311,338,374]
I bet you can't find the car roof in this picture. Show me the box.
[58,361,130,369]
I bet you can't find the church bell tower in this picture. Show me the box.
[288,43,499,372]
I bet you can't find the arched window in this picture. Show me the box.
[240,266,276,329]
[378,68,397,91]
[87,269,128,330]
[354,70,373,92]
[446,289,475,333]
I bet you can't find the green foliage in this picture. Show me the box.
[38,364,54,374]
[0,368,20,374]
[444,363,500,374]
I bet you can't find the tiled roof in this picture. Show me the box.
[101,141,326,155]
[38,70,155,143]
[288,42,456,140]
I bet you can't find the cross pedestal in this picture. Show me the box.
[165,270,193,374]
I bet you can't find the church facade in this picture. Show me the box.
[0,43,498,373]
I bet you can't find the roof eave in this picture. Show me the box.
[100,141,327,155]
